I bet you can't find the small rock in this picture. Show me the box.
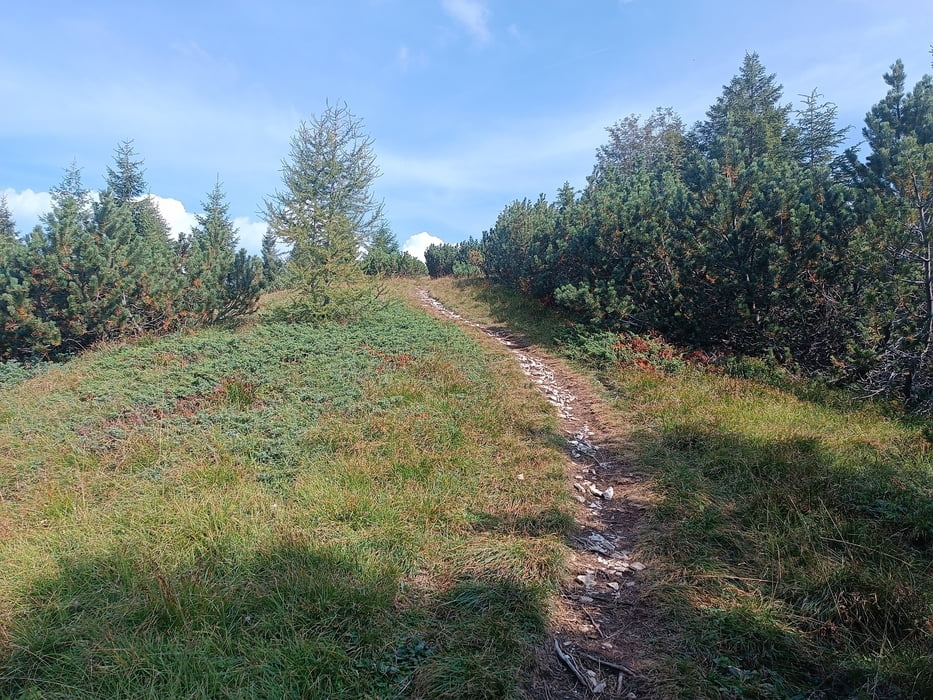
[593,680,607,693]
[588,484,604,498]
[572,494,587,504]
[629,562,646,571]
[585,533,614,555]
[517,473,525,480]
[606,581,620,591]
[580,595,594,603]
[624,581,636,587]
[602,486,614,500]
[576,571,595,590]
[573,482,586,493]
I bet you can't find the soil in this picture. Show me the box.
[415,288,661,699]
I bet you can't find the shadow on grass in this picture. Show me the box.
[0,538,549,699]
[642,420,933,698]
[452,279,568,349]
[465,507,575,538]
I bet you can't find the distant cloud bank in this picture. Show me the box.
[402,231,445,261]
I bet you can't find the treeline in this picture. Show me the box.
[0,142,265,360]
[424,237,483,278]
[432,53,933,412]
[361,225,428,278]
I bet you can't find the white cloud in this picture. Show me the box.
[233,216,268,254]
[148,196,267,253]
[442,0,491,45]
[2,188,52,233]
[148,195,197,240]
[402,231,445,261]
[0,190,267,254]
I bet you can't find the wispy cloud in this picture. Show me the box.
[397,45,411,70]
[442,0,491,45]
[395,44,428,71]
[379,109,615,195]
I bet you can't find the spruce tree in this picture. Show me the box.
[106,140,147,203]
[184,180,261,323]
[695,52,794,163]
[260,230,285,289]
[102,141,183,331]
[360,222,427,277]
[795,90,849,170]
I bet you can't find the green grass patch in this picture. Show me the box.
[0,294,571,698]
[428,279,933,699]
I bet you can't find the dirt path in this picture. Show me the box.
[415,288,658,699]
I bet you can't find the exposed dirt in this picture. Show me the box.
[415,288,660,699]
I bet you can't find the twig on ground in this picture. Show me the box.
[576,650,637,677]
[553,639,592,690]
[583,607,606,638]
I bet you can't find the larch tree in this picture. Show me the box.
[263,103,384,321]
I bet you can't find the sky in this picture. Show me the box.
[1,1,931,259]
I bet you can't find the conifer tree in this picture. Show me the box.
[263,103,383,321]
[183,180,262,323]
[0,197,59,358]
[102,141,183,331]
[857,60,933,408]
[260,229,285,289]
[359,222,427,277]
[106,140,147,203]
[17,166,138,351]
[0,194,17,246]
[694,52,794,163]
[795,90,849,170]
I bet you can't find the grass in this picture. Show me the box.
[0,292,572,698]
[427,278,933,699]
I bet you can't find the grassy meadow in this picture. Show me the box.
[427,278,933,699]
[2,277,931,698]
[0,292,572,698]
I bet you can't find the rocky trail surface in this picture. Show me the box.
[416,288,658,699]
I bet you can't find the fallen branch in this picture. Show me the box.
[576,650,637,677]
[553,639,591,690]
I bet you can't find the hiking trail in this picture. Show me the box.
[416,288,658,699]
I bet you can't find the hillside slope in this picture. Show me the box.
[0,295,571,698]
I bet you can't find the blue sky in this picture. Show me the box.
[1,1,931,257]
